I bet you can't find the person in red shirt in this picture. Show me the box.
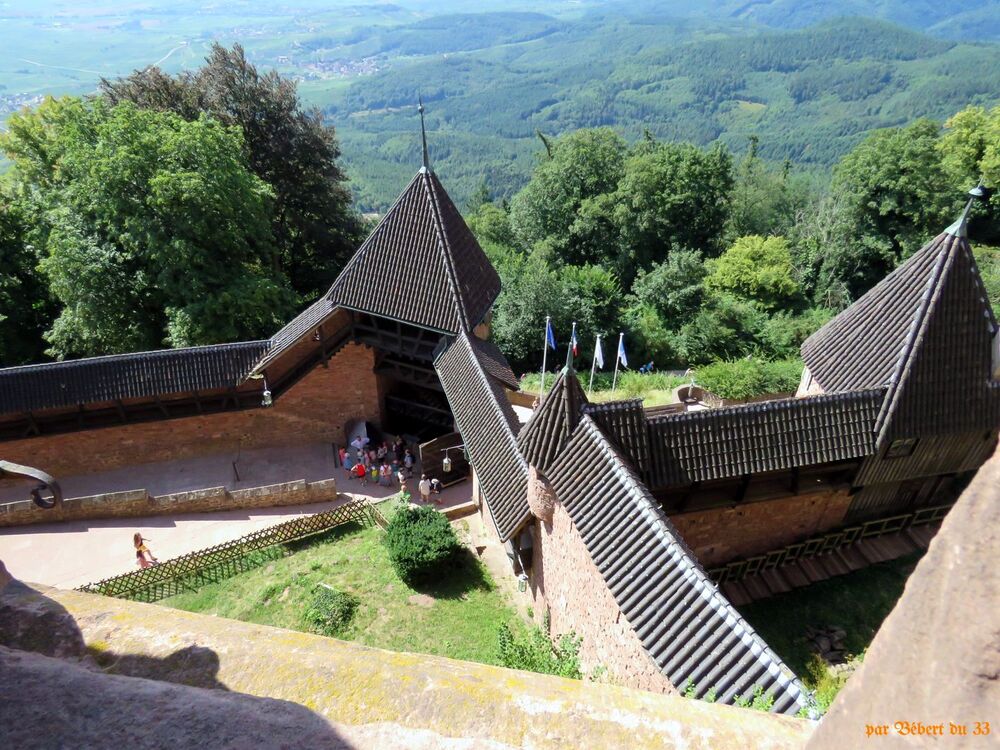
[352,461,368,486]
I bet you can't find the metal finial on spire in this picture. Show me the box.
[946,180,988,238]
[418,96,430,171]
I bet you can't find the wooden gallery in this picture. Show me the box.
[1,166,997,715]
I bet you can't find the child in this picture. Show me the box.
[133,532,159,567]
[353,461,368,486]
[403,449,415,478]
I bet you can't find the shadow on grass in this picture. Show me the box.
[408,548,494,600]
[737,552,924,680]
[282,521,367,554]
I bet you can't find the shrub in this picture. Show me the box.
[734,684,776,712]
[497,622,582,679]
[384,505,460,584]
[303,586,359,636]
[696,358,803,400]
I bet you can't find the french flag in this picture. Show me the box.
[570,322,579,357]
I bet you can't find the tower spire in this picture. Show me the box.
[418,96,430,171]
[946,181,988,238]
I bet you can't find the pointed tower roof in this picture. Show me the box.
[802,212,1000,444]
[517,367,589,473]
[326,169,501,334]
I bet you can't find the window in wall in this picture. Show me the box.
[886,437,919,459]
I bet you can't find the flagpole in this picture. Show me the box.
[540,315,550,396]
[612,332,623,394]
[588,335,599,395]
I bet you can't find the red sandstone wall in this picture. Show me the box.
[668,489,853,567]
[0,343,381,480]
[530,501,676,695]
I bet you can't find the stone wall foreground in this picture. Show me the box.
[0,577,812,750]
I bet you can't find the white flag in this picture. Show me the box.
[594,336,604,369]
[617,335,628,367]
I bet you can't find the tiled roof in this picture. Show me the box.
[0,342,268,417]
[873,234,1000,442]
[644,390,884,488]
[582,399,649,475]
[327,168,501,335]
[545,416,809,714]
[434,333,530,541]
[254,297,338,373]
[802,230,997,394]
[516,369,587,473]
[468,336,520,390]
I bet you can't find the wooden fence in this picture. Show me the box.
[78,498,381,603]
[707,502,952,584]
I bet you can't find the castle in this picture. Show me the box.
[1,164,996,715]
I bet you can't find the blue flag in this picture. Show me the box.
[546,319,557,350]
[617,335,628,367]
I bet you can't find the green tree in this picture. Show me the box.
[706,235,800,310]
[830,119,956,297]
[508,128,627,265]
[611,140,733,283]
[628,249,706,324]
[939,105,1000,242]
[0,194,55,365]
[101,43,363,299]
[1,97,296,357]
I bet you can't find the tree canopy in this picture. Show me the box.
[1,98,296,357]
[100,43,363,299]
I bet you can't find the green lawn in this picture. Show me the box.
[737,552,925,709]
[160,521,519,666]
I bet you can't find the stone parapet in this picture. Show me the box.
[0,476,338,528]
[0,579,813,749]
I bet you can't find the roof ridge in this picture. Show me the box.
[422,170,471,332]
[325,171,424,303]
[0,340,269,375]
[874,235,956,439]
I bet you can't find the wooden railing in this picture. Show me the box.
[707,503,952,584]
[78,498,378,603]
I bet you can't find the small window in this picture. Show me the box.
[886,437,919,459]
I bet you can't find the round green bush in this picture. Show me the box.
[384,505,460,584]
[303,586,359,636]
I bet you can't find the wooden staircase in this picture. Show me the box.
[721,523,939,607]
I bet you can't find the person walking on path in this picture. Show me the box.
[133,533,158,568]
[403,449,416,478]
[418,474,432,504]
[352,461,368,486]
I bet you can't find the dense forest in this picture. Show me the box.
[1,42,999,398]
[326,15,1000,210]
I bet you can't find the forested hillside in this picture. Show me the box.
[328,16,1000,209]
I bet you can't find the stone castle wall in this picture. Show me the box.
[668,489,853,567]
[0,342,381,482]
[528,474,675,694]
[0,478,339,528]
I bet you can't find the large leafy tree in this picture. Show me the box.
[611,139,733,282]
[1,97,296,357]
[830,119,957,297]
[101,43,362,298]
[0,193,55,366]
[706,235,800,311]
[508,128,627,266]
